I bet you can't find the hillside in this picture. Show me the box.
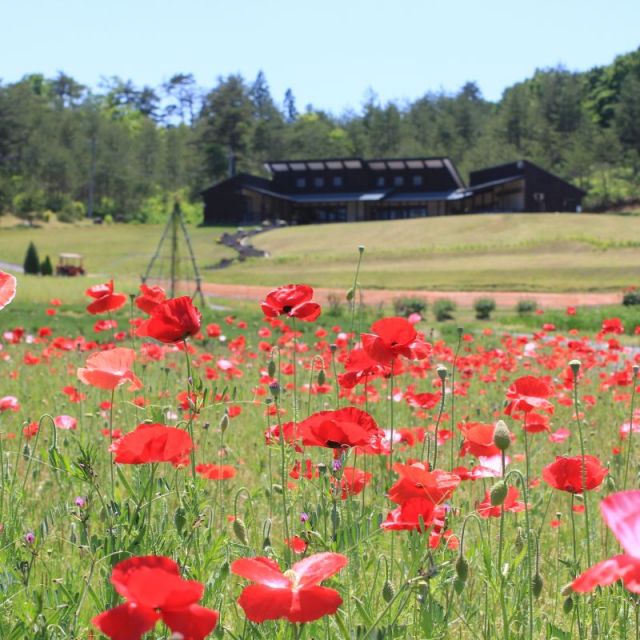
[211,213,640,292]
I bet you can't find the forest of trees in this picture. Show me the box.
[1,46,640,224]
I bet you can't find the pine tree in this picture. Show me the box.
[40,255,53,276]
[23,242,40,275]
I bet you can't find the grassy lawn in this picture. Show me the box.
[212,213,640,291]
[2,213,640,292]
[0,221,235,278]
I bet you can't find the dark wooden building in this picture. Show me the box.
[201,157,585,226]
[467,160,586,213]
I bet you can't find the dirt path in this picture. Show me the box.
[199,282,620,309]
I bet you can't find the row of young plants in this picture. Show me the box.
[0,264,639,638]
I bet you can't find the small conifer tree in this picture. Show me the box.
[40,255,53,276]
[23,242,40,275]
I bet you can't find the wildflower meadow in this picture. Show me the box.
[1,261,640,640]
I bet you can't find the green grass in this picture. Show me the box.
[0,222,235,279]
[3,213,640,293]
[211,213,640,291]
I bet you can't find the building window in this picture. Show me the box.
[332,175,343,187]
[376,176,385,187]
[314,176,325,188]
[394,175,404,187]
[412,175,423,186]
[296,177,306,189]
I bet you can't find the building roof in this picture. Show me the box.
[264,158,365,173]
[287,191,389,204]
[384,189,469,202]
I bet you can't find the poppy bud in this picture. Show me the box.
[233,518,249,545]
[605,474,616,492]
[272,483,283,494]
[22,444,30,461]
[532,573,543,598]
[329,343,337,353]
[634,364,640,377]
[318,369,326,386]
[455,554,469,581]
[490,481,508,506]
[563,596,574,614]
[560,582,574,597]
[219,560,229,578]
[493,420,511,451]
[382,579,395,603]
[569,359,581,376]
[358,245,365,254]
[174,507,186,534]
[268,359,276,378]
[514,527,524,554]
[346,288,355,302]
[220,412,230,434]
[437,365,448,381]
[269,382,280,398]
[454,576,466,594]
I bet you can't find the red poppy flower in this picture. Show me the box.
[338,348,388,389]
[112,424,194,465]
[478,486,528,518]
[573,490,640,594]
[505,375,554,416]
[542,455,608,494]
[261,284,321,322]
[298,407,383,452]
[136,296,202,343]
[0,271,17,311]
[0,396,19,412]
[381,499,446,532]
[231,553,347,623]
[458,422,501,458]
[387,463,461,505]
[135,284,166,315]
[335,467,373,499]
[361,317,431,365]
[77,347,142,391]
[85,280,127,315]
[92,555,218,640]
[54,414,77,430]
[195,464,236,480]
[264,421,303,452]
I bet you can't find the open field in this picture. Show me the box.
[214,213,640,292]
[1,271,640,639]
[2,213,640,296]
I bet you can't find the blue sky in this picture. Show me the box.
[1,0,639,113]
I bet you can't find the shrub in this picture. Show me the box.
[393,296,427,318]
[433,298,457,322]
[40,255,53,276]
[516,299,538,315]
[23,242,40,275]
[58,200,86,223]
[623,290,640,306]
[474,297,496,320]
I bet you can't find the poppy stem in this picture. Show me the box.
[623,367,639,489]
[388,360,396,484]
[109,387,116,501]
[570,494,585,639]
[572,370,596,637]
[183,339,197,479]
[449,328,463,470]
[498,450,508,640]
[430,378,447,470]
[275,396,292,565]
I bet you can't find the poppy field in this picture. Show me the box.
[2,266,640,640]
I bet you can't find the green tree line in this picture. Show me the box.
[1,47,640,223]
